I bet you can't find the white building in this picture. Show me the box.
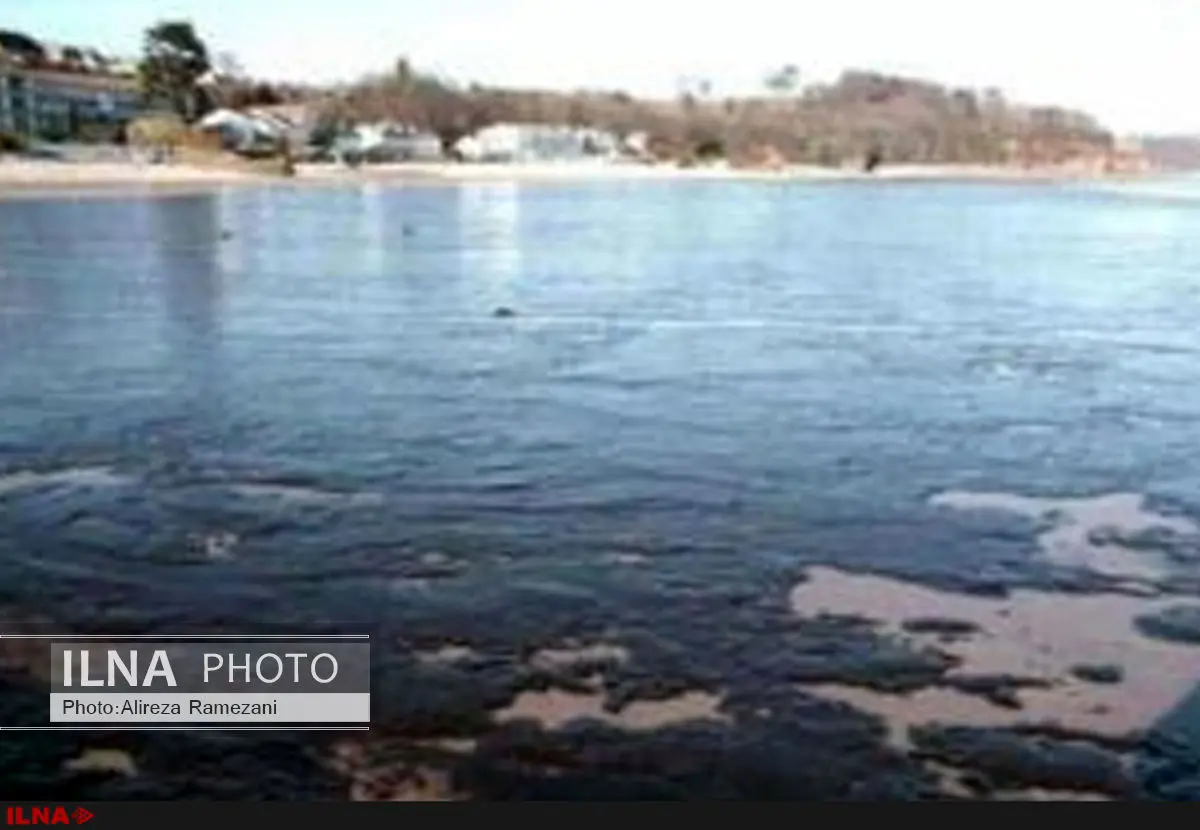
[331,122,443,163]
[457,123,621,163]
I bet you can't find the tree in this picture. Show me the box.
[308,115,341,150]
[138,21,212,122]
[950,88,980,119]
[251,82,282,105]
[567,99,590,128]
[394,56,416,95]
[226,86,254,109]
[420,88,493,154]
[764,64,800,95]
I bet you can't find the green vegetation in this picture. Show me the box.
[137,21,212,122]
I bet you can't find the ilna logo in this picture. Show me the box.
[5,807,93,825]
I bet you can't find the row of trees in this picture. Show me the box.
[323,61,1115,166]
[133,20,1116,167]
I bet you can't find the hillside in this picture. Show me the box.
[322,66,1130,170]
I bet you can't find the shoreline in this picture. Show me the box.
[0,158,1169,200]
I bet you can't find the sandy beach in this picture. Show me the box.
[0,156,1152,200]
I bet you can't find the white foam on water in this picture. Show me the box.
[0,467,129,496]
[226,483,384,506]
[413,644,479,665]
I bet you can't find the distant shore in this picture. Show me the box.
[0,157,1161,200]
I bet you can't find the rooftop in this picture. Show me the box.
[0,28,137,85]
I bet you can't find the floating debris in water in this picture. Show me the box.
[1133,604,1200,645]
[1069,664,1126,685]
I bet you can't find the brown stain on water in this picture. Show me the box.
[789,490,1200,798]
[929,490,1199,581]
[790,565,1200,742]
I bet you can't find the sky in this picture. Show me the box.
[4,0,1199,135]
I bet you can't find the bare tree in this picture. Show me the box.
[328,57,1118,169]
